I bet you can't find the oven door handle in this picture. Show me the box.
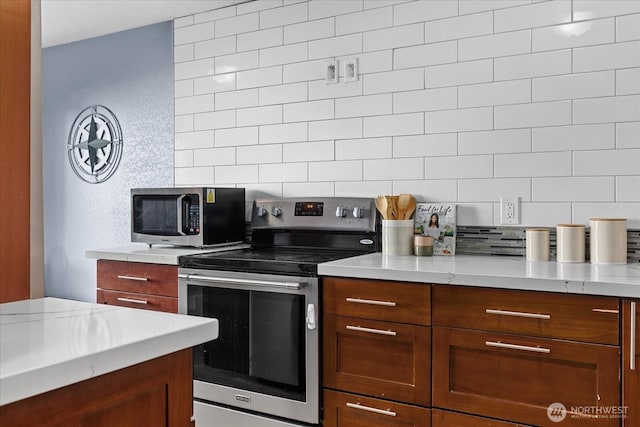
[178,273,302,290]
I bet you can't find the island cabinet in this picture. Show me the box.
[96,260,178,313]
[322,277,431,427]
[623,300,639,427]
[432,285,621,427]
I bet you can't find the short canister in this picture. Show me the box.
[382,220,414,256]
[589,218,627,265]
[526,228,549,261]
[414,235,434,256]
[556,224,585,263]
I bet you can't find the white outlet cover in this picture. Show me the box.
[344,57,359,82]
[325,59,338,84]
[500,196,521,225]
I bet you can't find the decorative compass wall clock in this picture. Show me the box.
[67,105,123,184]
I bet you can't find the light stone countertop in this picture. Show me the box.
[85,243,249,265]
[318,253,640,298]
[0,297,218,406]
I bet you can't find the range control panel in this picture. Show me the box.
[251,197,377,232]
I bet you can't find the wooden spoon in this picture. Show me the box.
[397,194,411,220]
[403,196,416,219]
[375,195,388,220]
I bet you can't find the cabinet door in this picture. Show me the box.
[324,389,430,427]
[623,300,639,427]
[323,315,430,406]
[432,327,620,426]
[432,409,527,427]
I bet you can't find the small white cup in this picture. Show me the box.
[556,224,585,263]
[382,220,414,256]
[526,228,549,261]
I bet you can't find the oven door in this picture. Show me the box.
[178,268,319,425]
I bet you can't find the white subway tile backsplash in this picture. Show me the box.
[495,151,571,177]
[336,180,392,197]
[336,137,392,160]
[574,95,640,124]
[260,42,308,67]
[284,18,334,44]
[237,28,283,52]
[283,182,334,197]
[573,203,640,228]
[458,129,531,155]
[533,71,614,102]
[574,149,640,176]
[260,2,308,29]
[425,107,493,133]
[215,13,259,38]
[459,79,531,108]
[283,59,325,83]
[532,177,614,201]
[283,140,334,162]
[393,41,457,69]
[309,34,362,60]
[309,118,362,140]
[459,178,531,202]
[175,79,194,98]
[175,167,214,185]
[175,94,215,115]
[459,0,530,15]
[194,73,236,95]
[426,155,493,179]
[195,36,236,59]
[532,18,615,52]
[215,51,259,74]
[365,0,411,10]
[617,176,640,201]
[175,149,194,167]
[215,88,259,110]
[175,58,215,80]
[237,144,283,164]
[174,21,216,45]
[237,66,282,89]
[393,133,458,157]
[237,0,283,15]
[573,40,640,72]
[174,16,194,29]
[336,7,392,35]
[215,165,259,184]
[393,179,458,203]
[308,79,363,100]
[195,6,236,23]
[517,203,572,228]
[215,126,259,147]
[175,115,194,133]
[394,0,457,25]
[347,50,393,75]
[284,99,334,122]
[426,59,493,88]
[617,13,640,42]
[494,50,571,80]
[193,147,235,166]
[309,160,362,181]
[175,131,214,150]
[335,93,391,118]
[494,1,571,33]
[494,101,572,129]
[617,122,640,148]
[573,0,640,20]
[194,110,236,131]
[363,23,424,52]
[532,124,615,152]
[456,203,495,226]
[617,68,640,95]
[237,105,282,126]
[175,45,194,63]
[426,12,493,43]
[259,82,307,105]
[364,112,424,137]
[363,68,423,95]
[393,87,457,114]
[309,0,362,20]
[459,30,531,61]
[364,158,424,180]
[259,122,308,144]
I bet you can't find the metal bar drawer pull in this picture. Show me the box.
[346,325,397,336]
[116,297,148,305]
[486,340,550,354]
[117,275,149,282]
[631,301,636,371]
[346,402,396,417]
[486,308,550,320]
[592,308,619,314]
[345,297,397,307]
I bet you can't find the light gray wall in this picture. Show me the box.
[42,22,174,301]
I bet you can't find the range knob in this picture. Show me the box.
[256,206,267,217]
[335,206,347,218]
[271,206,282,217]
[352,206,364,218]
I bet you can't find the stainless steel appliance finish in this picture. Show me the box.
[178,197,378,427]
[131,187,244,247]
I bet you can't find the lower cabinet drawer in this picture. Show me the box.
[97,260,178,297]
[323,315,431,406]
[97,289,178,313]
[432,409,529,427]
[432,327,620,427]
[323,389,430,427]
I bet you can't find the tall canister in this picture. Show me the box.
[556,224,585,263]
[589,218,627,265]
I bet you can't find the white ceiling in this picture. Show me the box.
[41,0,248,48]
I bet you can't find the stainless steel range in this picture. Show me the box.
[178,197,379,427]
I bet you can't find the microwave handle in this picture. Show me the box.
[176,195,187,236]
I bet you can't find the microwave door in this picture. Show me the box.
[176,195,187,236]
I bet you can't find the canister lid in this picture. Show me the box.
[556,224,585,227]
[525,228,549,231]
[589,218,626,221]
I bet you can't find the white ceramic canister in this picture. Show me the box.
[382,220,414,256]
[589,218,627,265]
[556,224,585,263]
[525,228,550,261]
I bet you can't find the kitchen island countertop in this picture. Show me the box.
[0,297,218,406]
[318,253,640,298]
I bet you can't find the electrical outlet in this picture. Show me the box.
[325,60,338,84]
[344,57,359,82]
[500,196,521,225]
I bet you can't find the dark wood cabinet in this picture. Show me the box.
[623,299,639,427]
[432,409,529,427]
[96,260,178,313]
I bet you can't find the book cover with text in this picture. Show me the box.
[413,204,456,255]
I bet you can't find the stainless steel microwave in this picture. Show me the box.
[131,187,245,247]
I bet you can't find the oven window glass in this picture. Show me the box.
[188,285,306,401]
